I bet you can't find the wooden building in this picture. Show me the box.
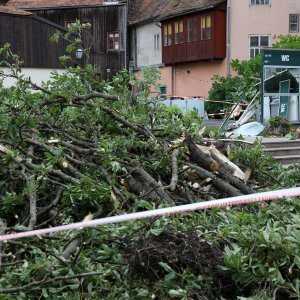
[0,6,69,68]
[159,0,227,65]
[6,0,127,79]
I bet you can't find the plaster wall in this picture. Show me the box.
[160,60,227,98]
[230,0,300,61]
[136,22,162,67]
[1,68,65,88]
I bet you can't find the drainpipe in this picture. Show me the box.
[172,66,175,97]
[226,0,231,76]
[124,0,128,70]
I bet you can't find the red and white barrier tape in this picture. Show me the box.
[0,187,299,241]
[202,110,245,117]
[170,97,248,106]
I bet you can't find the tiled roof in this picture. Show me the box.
[157,0,226,20]
[6,0,105,9]
[0,6,32,15]
[128,0,168,25]
[129,0,226,24]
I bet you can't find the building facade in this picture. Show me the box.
[6,0,127,79]
[129,0,300,99]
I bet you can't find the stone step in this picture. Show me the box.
[264,147,300,157]
[262,140,300,149]
[273,155,300,165]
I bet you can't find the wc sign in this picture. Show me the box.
[262,48,300,66]
[281,55,290,62]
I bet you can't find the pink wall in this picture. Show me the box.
[230,0,300,61]
[136,0,300,99]
[160,60,227,98]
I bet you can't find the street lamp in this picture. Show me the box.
[76,48,83,60]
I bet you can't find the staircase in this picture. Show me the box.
[262,138,300,165]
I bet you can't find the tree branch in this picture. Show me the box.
[0,271,103,293]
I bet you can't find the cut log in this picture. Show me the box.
[186,162,243,197]
[126,166,174,205]
[184,135,253,195]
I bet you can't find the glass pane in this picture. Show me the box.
[164,25,168,35]
[201,28,205,40]
[250,36,259,47]
[168,24,172,34]
[260,36,269,46]
[179,21,183,32]
[201,17,205,29]
[250,49,255,58]
[206,28,212,39]
[290,15,298,23]
[206,15,211,28]
[175,22,178,33]
[164,36,168,46]
[290,24,298,32]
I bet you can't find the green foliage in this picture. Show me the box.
[1,31,300,300]
[228,142,279,186]
[207,34,300,114]
[272,34,300,49]
[266,116,292,136]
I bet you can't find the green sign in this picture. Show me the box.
[262,49,300,66]
[279,80,290,117]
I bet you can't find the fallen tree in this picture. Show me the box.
[1,43,299,299]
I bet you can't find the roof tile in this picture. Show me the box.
[7,0,105,9]
[0,6,32,15]
[129,0,226,24]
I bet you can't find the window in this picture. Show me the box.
[200,15,212,40]
[163,24,172,46]
[158,85,167,100]
[154,33,160,50]
[289,15,299,33]
[249,35,269,58]
[174,21,184,44]
[107,32,120,50]
[250,0,270,5]
[188,17,197,42]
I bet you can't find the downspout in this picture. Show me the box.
[172,66,175,97]
[124,0,128,70]
[226,0,231,76]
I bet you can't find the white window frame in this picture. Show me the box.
[289,14,299,33]
[154,33,160,50]
[250,0,271,6]
[249,35,270,59]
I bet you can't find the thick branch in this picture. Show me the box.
[186,162,243,197]
[37,187,64,217]
[169,149,180,191]
[101,106,156,140]
[0,144,79,184]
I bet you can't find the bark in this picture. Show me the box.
[169,149,180,191]
[186,162,243,197]
[184,135,253,195]
[126,166,174,205]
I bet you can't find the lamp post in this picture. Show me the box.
[76,48,83,60]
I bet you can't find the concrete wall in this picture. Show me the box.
[1,68,65,88]
[135,22,162,68]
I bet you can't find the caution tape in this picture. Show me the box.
[0,187,299,241]
[170,97,248,106]
[202,110,246,117]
